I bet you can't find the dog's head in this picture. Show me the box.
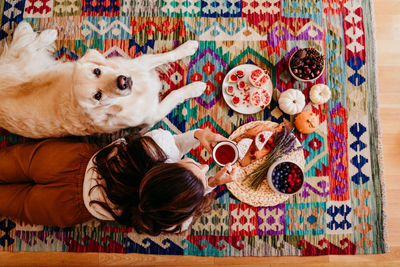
[72,49,132,116]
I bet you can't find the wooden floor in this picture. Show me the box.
[1,1,400,266]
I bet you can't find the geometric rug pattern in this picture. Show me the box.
[0,0,387,256]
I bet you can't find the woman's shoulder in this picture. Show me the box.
[145,129,180,160]
[145,128,173,138]
[144,129,176,144]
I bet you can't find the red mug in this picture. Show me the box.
[212,141,239,167]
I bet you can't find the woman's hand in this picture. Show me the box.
[208,164,239,187]
[194,129,228,153]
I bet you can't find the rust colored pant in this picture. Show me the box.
[0,139,100,227]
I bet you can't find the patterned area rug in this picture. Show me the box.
[0,0,388,256]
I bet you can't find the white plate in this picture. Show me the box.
[222,64,273,115]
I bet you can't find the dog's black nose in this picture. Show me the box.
[117,75,132,90]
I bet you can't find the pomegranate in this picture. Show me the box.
[259,89,271,107]
[250,90,261,106]
[249,68,270,88]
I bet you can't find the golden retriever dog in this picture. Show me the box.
[0,21,206,138]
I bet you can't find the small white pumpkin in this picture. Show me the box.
[278,89,305,115]
[310,84,331,104]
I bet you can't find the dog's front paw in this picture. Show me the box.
[187,81,207,98]
[41,29,58,41]
[177,40,199,57]
[14,21,34,36]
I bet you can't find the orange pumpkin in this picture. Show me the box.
[294,110,319,134]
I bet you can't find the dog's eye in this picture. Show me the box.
[93,68,101,77]
[94,91,102,101]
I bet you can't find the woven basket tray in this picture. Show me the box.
[226,121,305,207]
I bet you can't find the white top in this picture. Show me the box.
[82,129,215,231]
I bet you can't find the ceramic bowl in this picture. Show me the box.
[288,49,325,83]
[267,159,305,195]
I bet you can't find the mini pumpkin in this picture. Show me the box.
[294,110,319,134]
[310,84,331,105]
[278,89,305,115]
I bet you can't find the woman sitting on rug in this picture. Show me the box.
[0,128,238,235]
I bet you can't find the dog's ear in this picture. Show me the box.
[79,49,107,65]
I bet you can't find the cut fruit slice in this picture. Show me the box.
[227,73,239,83]
[225,85,235,96]
[235,69,245,78]
[259,89,271,107]
[250,90,262,106]
[232,95,241,106]
[237,138,253,160]
[249,68,271,88]
[255,131,273,151]
[237,80,246,90]
[258,75,270,88]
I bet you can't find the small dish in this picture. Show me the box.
[288,48,325,82]
[212,141,239,167]
[267,159,304,195]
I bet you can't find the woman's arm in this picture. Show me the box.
[173,128,228,158]
[193,129,227,153]
[145,129,209,161]
[145,128,228,160]
[173,130,200,157]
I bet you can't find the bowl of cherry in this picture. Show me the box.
[267,160,304,195]
[288,48,325,82]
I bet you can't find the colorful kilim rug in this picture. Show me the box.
[0,0,388,256]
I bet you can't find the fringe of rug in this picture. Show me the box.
[368,0,390,253]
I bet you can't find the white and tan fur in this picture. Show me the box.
[0,21,206,138]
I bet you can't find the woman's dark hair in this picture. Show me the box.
[90,134,212,236]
